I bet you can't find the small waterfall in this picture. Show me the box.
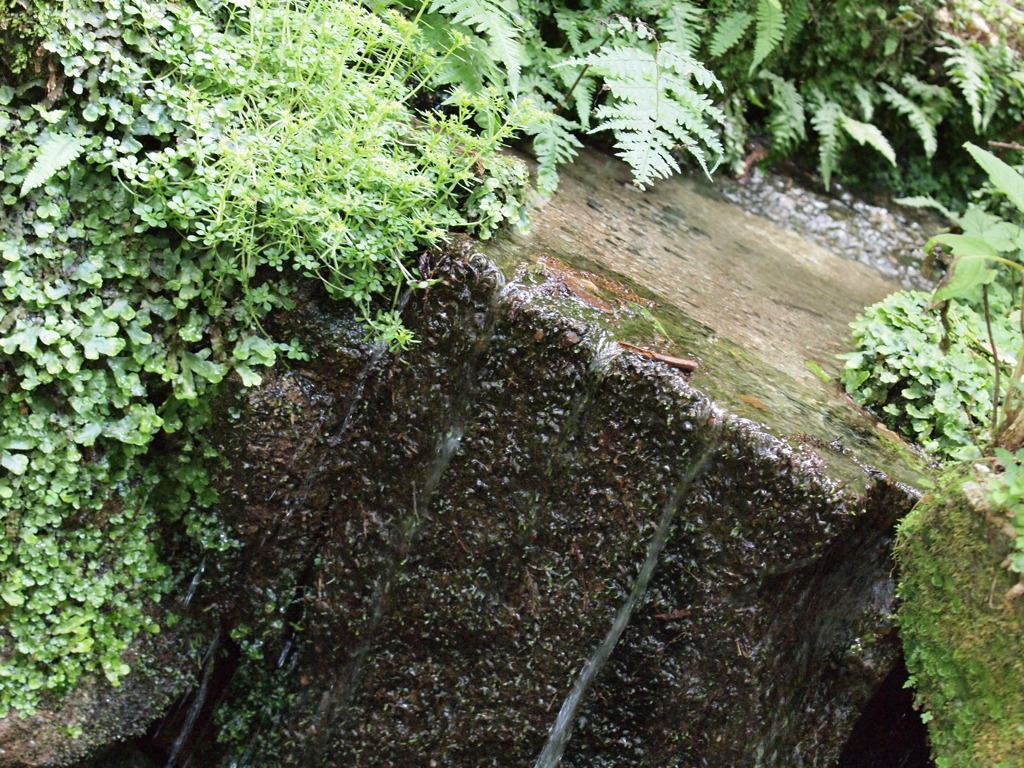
[533,420,721,768]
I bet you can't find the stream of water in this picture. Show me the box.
[533,420,721,768]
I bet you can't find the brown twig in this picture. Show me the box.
[988,140,1024,152]
[617,341,698,372]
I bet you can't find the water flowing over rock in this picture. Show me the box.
[22,153,932,767]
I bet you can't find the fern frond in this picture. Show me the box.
[940,37,992,132]
[418,13,499,93]
[429,0,525,94]
[708,10,752,58]
[894,195,959,224]
[900,74,954,108]
[527,111,584,196]
[880,83,938,158]
[654,1,704,56]
[750,0,785,74]
[566,43,724,187]
[21,133,90,196]
[840,115,896,167]
[853,83,876,121]
[760,71,805,154]
[810,96,844,189]
[553,9,587,56]
[781,0,809,49]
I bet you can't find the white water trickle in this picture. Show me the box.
[533,423,721,768]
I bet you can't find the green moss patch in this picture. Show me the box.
[896,467,1024,767]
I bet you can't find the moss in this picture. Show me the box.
[896,467,1024,768]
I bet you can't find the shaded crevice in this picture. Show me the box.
[135,629,242,768]
[836,656,933,768]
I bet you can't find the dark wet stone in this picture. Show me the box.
[151,222,923,766]
[26,154,931,768]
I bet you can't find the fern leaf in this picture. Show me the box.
[894,195,959,224]
[419,13,498,93]
[527,111,583,196]
[567,43,724,187]
[655,1,704,56]
[429,0,525,94]
[708,10,752,58]
[781,0,809,49]
[852,84,875,121]
[553,10,586,56]
[750,0,785,74]
[21,133,89,196]
[760,71,805,154]
[900,74,954,108]
[880,83,938,158]
[840,115,896,167]
[810,96,844,189]
[940,37,991,132]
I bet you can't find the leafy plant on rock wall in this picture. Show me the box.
[843,142,1024,571]
[0,0,527,714]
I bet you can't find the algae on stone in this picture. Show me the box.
[896,468,1024,767]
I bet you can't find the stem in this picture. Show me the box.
[983,284,1001,444]
[555,30,614,116]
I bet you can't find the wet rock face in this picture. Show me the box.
[161,243,920,767]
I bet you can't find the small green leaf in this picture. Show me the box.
[1,451,29,475]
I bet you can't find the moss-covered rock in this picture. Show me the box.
[896,467,1024,767]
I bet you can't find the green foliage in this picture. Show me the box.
[809,96,845,190]
[119,0,530,339]
[988,448,1024,573]
[563,32,724,187]
[427,0,525,93]
[759,70,805,155]
[840,291,1004,461]
[708,10,752,59]
[0,0,526,714]
[843,145,1024,461]
[415,0,728,190]
[413,0,1024,196]
[750,0,785,74]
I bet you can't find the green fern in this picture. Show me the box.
[900,73,954,107]
[760,71,805,154]
[852,83,876,121]
[840,114,896,167]
[20,133,89,196]
[880,83,938,158]
[940,36,993,132]
[652,1,704,56]
[565,42,724,188]
[750,0,785,74]
[810,96,844,189]
[417,12,499,93]
[708,9,752,58]
[527,111,583,196]
[780,0,809,50]
[429,0,525,93]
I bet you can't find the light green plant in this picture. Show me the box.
[0,0,527,714]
